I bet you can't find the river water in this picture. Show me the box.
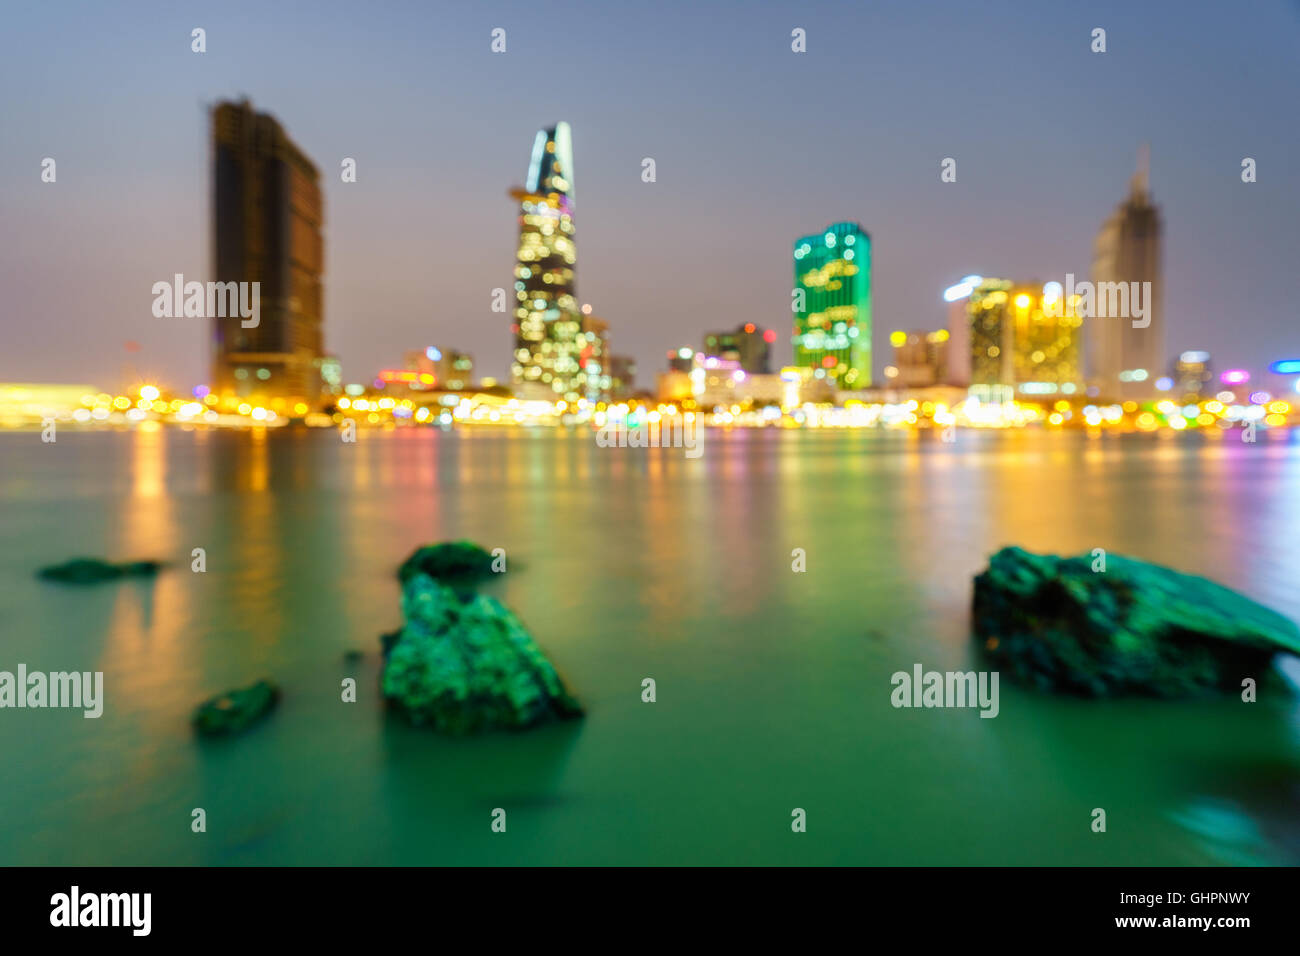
[0,426,1297,865]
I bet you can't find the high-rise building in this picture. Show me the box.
[509,122,582,402]
[793,222,872,390]
[1012,282,1083,395]
[211,99,325,405]
[942,275,983,387]
[579,311,611,404]
[609,355,636,398]
[968,279,1016,401]
[1089,148,1163,399]
[704,324,773,374]
[967,280,1082,400]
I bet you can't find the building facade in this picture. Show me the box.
[609,355,636,399]
[1089,150,1164,399]
[211,99,325,406]
[1172,350,1213,402]
[403,347,475,390]
[793,222,872,390]
[943,275,983,387]
[891,330,950,388]
[704,324,773,374]
[967,280,1082,400]
[968,279,1016,401]
[579,312,611,404]
[509,122,582,402]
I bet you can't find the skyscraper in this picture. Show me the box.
[968,279,1016,401]
[509,122,582,402]
[579,310,611,404]
[211,99,325,406]
[942,275,983,387]
[1010,282,1082,395]
[1089,148,1163,399]
[793,222,872,390]
[967,279,1082,400]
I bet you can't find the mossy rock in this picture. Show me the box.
[193,680,280,736]
[381,573,582,734]
[397,541,498,587]
[973,546,1300,697]
[37,558,162,584]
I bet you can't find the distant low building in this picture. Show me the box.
[665,347,695,373]
[1172,350,1213,401]
[891,330,950,388]
[609,354,636,399]
[657,370,692,404]
[403,347,474,390]
[703,323,773,374]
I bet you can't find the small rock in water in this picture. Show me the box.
[37,558,162,585]
[397,540,498,587]
[973,546,1300,697]
[381,567,582,735]
[193,680,280,736]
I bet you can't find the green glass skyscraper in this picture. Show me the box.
[793,222,872,389]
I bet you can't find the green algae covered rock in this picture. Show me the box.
[381,573,582,734]
[38,557,162,584]
[193,680,280,736]
[973,546,1300,697]
[398,540,497,587]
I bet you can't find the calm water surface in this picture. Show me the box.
[1,427,1298,865]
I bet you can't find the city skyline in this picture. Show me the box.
[1,1,1297,392]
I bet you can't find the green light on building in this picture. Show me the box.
[793,222,871,389]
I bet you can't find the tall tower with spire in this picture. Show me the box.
[509,122,582,402]
[1088,147,1164,399]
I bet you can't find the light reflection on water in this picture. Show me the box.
[0,427,1297,865]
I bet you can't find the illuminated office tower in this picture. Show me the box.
[968,280,1082,400]
[968,279,1015,401]
[1010,282,1082,395]
[1089,148,1163,399]
[211,99,325,405]
[509,122,582,402]
[793,222,872,389]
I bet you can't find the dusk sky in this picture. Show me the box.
[2,0,1297,391]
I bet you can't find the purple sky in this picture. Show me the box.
[2,0,1298,392]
